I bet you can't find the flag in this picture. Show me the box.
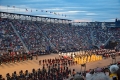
[7,5,10,7]
[26,8,27,11]
[54,12,57,15]
[13,6,15,8]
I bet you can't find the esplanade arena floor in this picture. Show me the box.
[0,53,120,78]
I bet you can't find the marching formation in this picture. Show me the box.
[74,53,102,64]
[0,52,33,65]
[3,55,78,80]
[58,49,120,65]
[0,49,120,80]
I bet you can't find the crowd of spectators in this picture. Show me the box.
[0,19,120,52]
[36,21,92,51]
[0,18,25,52]
[85,63,120,80]
[12,19,43,52]
[0,18,120,54]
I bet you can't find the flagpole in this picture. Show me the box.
[7,6,8,12]
[14,7,15,13]
[19,7,20,13]
[13,6,15,13]
[0,4,1,11]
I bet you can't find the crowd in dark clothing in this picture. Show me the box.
[1,18,120,54]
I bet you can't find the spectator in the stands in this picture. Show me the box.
[117,63,120,80]
[90,67,110,80]
[109,64,119,80]
[86,69,94,80]
[0,75,5,80]
[73,74,84,80]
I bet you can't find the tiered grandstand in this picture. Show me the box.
[0,12,120,53]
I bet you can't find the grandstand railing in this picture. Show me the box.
[10,22,29,52]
